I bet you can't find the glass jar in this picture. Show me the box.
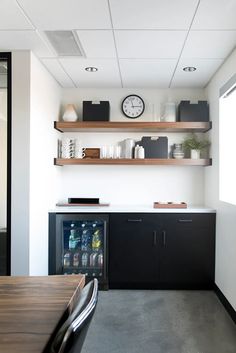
[173,144,184,159]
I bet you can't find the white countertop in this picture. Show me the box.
[49,204,216,213]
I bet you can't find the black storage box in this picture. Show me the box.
[83,101,110,121]
[178,101,209,122]
[136,136,168,158]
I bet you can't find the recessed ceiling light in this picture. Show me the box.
[85,67,98,72]
[183,66,196,72]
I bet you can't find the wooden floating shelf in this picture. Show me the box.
[54,158,212,166]
[54,121,212,133]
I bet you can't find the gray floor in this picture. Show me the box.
[83,290,236,353]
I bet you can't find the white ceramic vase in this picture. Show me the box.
[62,104,78,122]
[191,149,200,159]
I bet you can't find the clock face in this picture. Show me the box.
[122,95,145,119]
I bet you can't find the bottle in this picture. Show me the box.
[82,252,88,267]
[63,251,71,268]
[98,253,103,268]
[134,145,140,159]
[73,252,79,267]
[81,229,89,251]
[92,229,101,251]
[69,223,77,249]
[90,253,98,267]
[137,146,145,159]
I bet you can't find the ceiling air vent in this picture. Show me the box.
[45,31,85,57]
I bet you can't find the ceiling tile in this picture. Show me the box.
[59,58,122,88]
[0,0,33,30]
[42,59,75,87]
[182,31,236,59]
[0,31,54,57]
[192,0,236,30]
[119,59,177,87]
[17,0,111,30]
[110,0,198,29]
[115,31,187,58]
[76,30,116,58]
[171,58,224,87]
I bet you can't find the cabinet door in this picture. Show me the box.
[159,214,215,287]
[109,214,160,287]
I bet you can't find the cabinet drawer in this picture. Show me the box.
[110,213,161,228]
[161,213,216,229]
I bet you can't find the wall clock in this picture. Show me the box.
[121,95,145,119]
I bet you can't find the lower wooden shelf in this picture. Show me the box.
[54,158,212,166]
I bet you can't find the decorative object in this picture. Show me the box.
[83,101,110,121]
[191,149,200,159]
[84,148,100,159]
[183,134,210,159]
[161,101,176,122]
[137,146,145,159]
[122,95,145,119]
[62,104,78,122]
[153,202,187,209]
[178,100,209,122]
[120,138,135,158]
[56,202,110,207]
[172,143,184,159]
[135,136,168,158]
[114,145,121,159]
[68,198,99,204]
[61,138,75,158]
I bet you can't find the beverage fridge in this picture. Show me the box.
[49,213,108,289]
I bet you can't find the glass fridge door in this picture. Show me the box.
[62,217,107,280]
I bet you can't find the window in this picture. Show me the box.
[219,74,236,205]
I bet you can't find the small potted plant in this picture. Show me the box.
[183,134,210,159]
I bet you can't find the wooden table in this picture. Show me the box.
[0,275,85,353]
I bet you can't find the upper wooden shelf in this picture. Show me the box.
[54,121,212,133]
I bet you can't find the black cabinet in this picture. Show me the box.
[109,214,161,288]
[109,213,215,289]
[159,214,215,287]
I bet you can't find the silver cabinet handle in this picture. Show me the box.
[178,219,193,223]
[153,231,157,246]
[127,219,143,222]
[162,230,166,247]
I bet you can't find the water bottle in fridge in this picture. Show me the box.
[81,230,89,250]
[82,252,88,267]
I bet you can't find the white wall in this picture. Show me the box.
[59,88,207,205]
[205,48,236,310]
[11,51,31,275]
[11,51,61,275]
[29,53,61,275]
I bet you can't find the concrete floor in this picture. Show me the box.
[83,290,236,353]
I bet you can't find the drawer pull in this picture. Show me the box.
[127,219,143,223]
[178,219,193,223]
[153,231,157,246]
[162,230,166,247]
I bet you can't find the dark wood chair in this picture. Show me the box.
[50,278,98,353]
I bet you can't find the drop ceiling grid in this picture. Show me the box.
[0,0,235,87]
